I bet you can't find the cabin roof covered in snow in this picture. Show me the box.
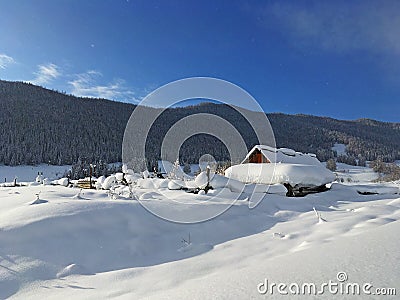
[243,145,320,166]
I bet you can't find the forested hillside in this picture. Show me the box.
[1,80,399,167]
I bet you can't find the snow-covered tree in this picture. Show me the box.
[168,159,182,180]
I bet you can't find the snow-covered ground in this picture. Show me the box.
[0,164,71,183]
[334,162,379,183]
[332,143,347,156]
[0,165,399,299]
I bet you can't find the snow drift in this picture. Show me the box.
[225,163,335,187]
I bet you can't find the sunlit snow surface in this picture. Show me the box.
[0,166,399,299]
[0,164,71,182]
[332,143,347,156]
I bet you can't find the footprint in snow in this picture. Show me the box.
[272,232,286,239]
[139,192,162,200]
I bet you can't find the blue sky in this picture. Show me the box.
[0,0,399,122]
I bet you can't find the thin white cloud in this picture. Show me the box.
[68,70,140,103]
[0,53,15,69]
[31,63,61,85]
[259,1,400,55]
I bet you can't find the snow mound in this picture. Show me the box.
[139,191,162,200]
[56,264,92,278]
[137,178,156,189]
[125,174,141,184]
[225,163,335,187]
[194,172,245,192]
[136,178,170,189]
[153,178,169,189]
[142,170,150,178]
[243,183,287,195]
[115,173,124,181]
[53,178,69,187]
[96,176,106,185]
[72,190,85,199]
[136,175,169,189]
[193,172,209,189]
[95,176,106,189]
[210,174,230,189]
[168,180,184,190]
[30,199,48,205]
[102,175,116,190]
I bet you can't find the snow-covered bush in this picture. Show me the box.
[194,172,209,189]
[168,159,184,180]
[115,172,124,182]
[31,192,48,205]
[137,178,156,189]
[57,178,69,187]
[125,174,141,184]
[97,175,106,185]
[35,174,44,183]
[194,171,245,192]
[94,175,105,189]
[72,189,84,199]
[168,180,184,190]
[102,175,116,190]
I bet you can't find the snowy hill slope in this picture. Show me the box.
[334,162,379,183]
[0,181,399,299]
[0,164,71,182]
[1,80,400,166]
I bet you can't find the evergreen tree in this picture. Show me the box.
[0,80,399,167]
[326,158,337,171]
[183,162,191,174]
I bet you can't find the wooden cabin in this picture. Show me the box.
[226,145,335,196]
[246,148,271,163]
[241,145,316,165]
